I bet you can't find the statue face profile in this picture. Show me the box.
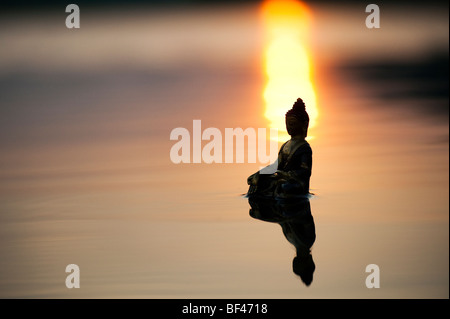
[286,115,306,137]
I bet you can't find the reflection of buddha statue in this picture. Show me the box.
[247,98,312,198]
[249,197,316,286]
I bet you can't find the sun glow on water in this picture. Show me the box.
[261,0,318,140]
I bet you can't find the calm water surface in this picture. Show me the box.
[0,3,448,298]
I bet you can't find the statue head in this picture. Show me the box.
[285,98,309,138]
[293,254,315,286]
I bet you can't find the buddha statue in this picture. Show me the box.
[247,98,312,198]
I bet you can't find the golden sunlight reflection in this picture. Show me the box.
[261,0,318,140]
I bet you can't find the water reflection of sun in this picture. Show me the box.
[261,0,318,141]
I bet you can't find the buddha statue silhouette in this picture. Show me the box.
[247,98,312,198]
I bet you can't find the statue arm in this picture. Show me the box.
[247,143,286,185]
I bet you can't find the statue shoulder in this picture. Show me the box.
[279,141,289,152]
[293,141,312,156]
[303,141,312,152]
